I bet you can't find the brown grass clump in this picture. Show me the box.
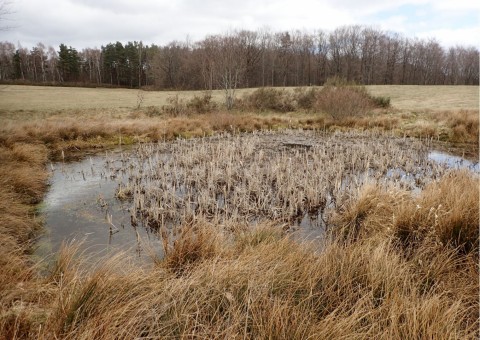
[0,143,52,340]
[395,170,479,254]
[334,170,479,255]
[161,223,224,276]
[4,220,473,339]
[0,144,48,203]
[332,183,410,241]
[435,110,479,144]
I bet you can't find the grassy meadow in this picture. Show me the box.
[1,84,478,113]
[0,84,478,339]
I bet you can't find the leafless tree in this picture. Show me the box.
[202,32,247,109]
[0,24,478,87]
[218,33,246,109]
[0,41,14,79]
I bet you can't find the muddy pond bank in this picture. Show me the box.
[36,130,479,262]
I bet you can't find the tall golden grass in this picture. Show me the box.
[3,171,477,339]
[0,84,478,339]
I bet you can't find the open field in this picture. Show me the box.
[0,84,478,157]
[0,85,478,113]
[0,84,478,338]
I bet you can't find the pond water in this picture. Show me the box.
[36,151,164,262]
[35,132,478,262]
[428,151,479,172]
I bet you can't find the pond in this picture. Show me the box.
[35,130,478,262]
[35,151,163,262]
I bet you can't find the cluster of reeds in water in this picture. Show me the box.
[109,130,447,238]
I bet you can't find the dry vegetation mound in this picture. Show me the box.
[239,77,391,118]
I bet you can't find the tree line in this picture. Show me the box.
[0,25,478,90]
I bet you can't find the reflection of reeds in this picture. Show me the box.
[117,130,446,236]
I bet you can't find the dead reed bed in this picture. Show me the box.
[113,130,447,240]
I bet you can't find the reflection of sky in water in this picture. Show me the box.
[45,158,111,209]
[428,151,479,173]
[37,153,163,263]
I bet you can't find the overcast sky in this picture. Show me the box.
[1,0,479,49]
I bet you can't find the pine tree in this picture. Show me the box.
[58,43,80,82]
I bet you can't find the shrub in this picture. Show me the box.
[162,95,187,116]
[293,87,318,110]
[144,106,162,117]
[315,77,390,119]
[315,86,373,119]
[186,92,217,114]
[371,96,391,108]
[242,87,295,112]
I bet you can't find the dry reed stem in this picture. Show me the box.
[115,130,447,240]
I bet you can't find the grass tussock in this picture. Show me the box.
[334,170,479,254]
[435,110,479,144]
[0,142,51,339]
[161,223,224,276]
[5,205,476,339]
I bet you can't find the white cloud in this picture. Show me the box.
[416,27,480,48]
[2,0,478,49]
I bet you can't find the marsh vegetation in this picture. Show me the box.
[0,84,478,338]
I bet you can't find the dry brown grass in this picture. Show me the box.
[0,84,478,339]
[3,211,476,339]
[334,170,479,254]
[433,110,479,144]
[0,142,478,338]
[0,143,52,340]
